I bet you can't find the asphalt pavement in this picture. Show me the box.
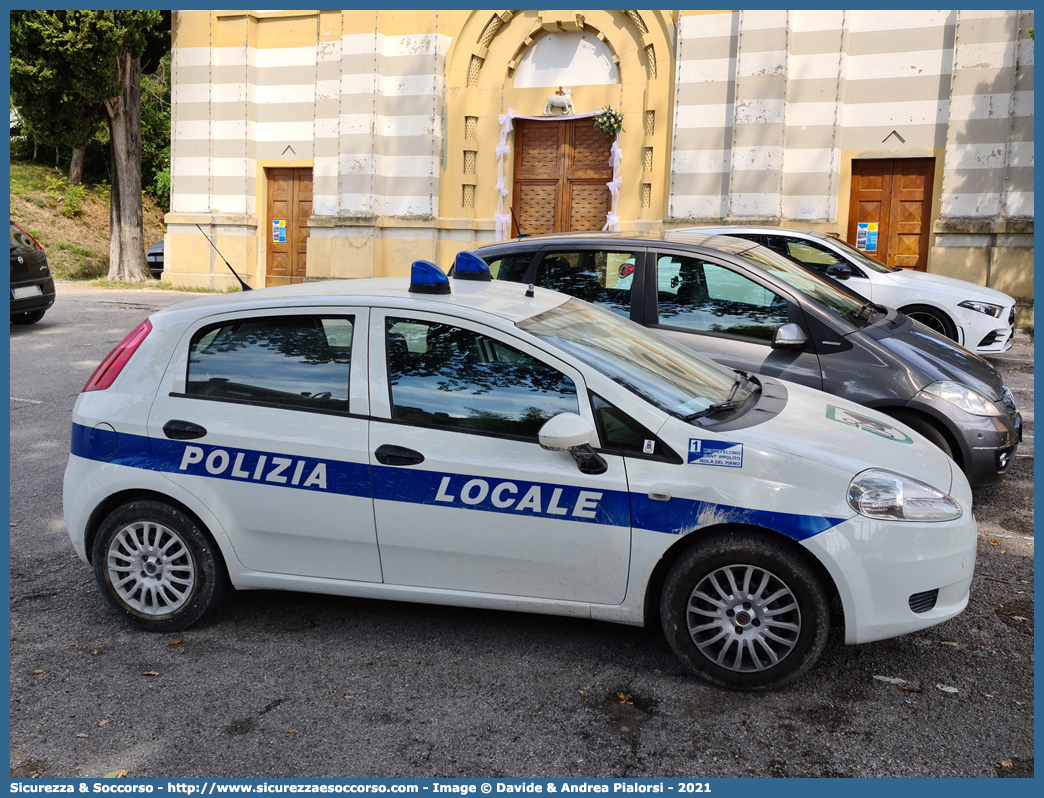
[9,284,1035,778]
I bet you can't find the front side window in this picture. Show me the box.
[386,317,579,440]
[655,254,789,342]
[739,246,869,327]
[591,394,669,458]
[186,316,353,412]
[784,239,843,268]
[767,237,869,280]
[532,250,636,317]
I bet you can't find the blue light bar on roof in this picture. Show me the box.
[453,251,491,281]
[408,260,451,294]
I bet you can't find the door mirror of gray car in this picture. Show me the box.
[538,413,608,475]
[826,263,853,279]
[772,323,809,350]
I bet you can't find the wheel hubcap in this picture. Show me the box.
[906,311,949,337]
[106,521,196,616]
[687,564,801,673]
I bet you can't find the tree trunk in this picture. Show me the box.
[69,147,85,185]
[105,51,148,282]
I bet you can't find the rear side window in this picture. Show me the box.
[533,250,636,318]
[485,253,533,282]
[10,223,37,251]
[186,315,353,412]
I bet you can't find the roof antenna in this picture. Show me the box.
[510,207,530,239]
[195,224,253,291]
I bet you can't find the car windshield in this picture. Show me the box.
[739,246,873,327]
[517,299,742,419]
[824,236,897,273]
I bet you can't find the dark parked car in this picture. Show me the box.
[469,231,1021,488]
[10,221,55,325]
[147,240,164,279]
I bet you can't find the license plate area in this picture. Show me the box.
[11,285,43,300]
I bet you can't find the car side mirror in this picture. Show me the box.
[826,263,853,279]
[771,323,808,350]
[538,413,608,475]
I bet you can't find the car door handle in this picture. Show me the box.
[374,444,425,466]
[163,420,208,440]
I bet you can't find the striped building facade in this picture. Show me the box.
[167,9,1033,321]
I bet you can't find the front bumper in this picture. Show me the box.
[802,460,976,644]
[958,303,1016,354]
[907,390,1020,488]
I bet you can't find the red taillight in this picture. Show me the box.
[82,319,153,392]
[619,263,635,278]
[12,221,42,250]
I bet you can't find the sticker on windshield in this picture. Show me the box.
[826,405,913,444]
[688,439,743,468]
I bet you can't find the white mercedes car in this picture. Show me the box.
[689,226,1017,354]
[64,254,976,691]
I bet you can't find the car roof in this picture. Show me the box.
[154,276,572,325]
[478,230,762,257]
[682,224,838,242]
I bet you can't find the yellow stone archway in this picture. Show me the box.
[442,10,675,236]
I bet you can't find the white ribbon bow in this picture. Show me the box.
[495,142,511,159]
[494,212,512,241]
[498,109,517,136]
[606,175,622,199]
[609,140,623,168]
[495,181,510,198]
[602,211,620,231]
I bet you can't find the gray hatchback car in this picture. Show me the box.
[469,232,1021,488]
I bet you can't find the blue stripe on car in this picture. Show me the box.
[70,423,844,541]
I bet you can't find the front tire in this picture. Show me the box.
[11,309,45,325]
[92,500,228,632]
[900,304,957,342]
[881,408,956,462]
[660,529,830,691]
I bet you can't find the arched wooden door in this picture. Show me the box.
[512,117,613,236]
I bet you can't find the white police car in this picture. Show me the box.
[63,254,977,690]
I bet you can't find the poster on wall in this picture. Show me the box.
[272,220,287,243]
[856,222,878,252]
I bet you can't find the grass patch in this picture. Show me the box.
[9,161,59,195]
[56,242,97,259]
[12,162,111,218]
[51,242,108,280]
[79,278,240,294]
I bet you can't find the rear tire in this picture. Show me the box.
[660,529,830,691]
[11,310,45,325]
[92,500,229,632]
[900,304,957,342]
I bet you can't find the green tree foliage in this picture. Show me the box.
[141,54,172,212]
[10,11,170,281]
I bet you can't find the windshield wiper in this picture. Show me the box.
[683,371,753,422]
[855,302,879,324]
[855,301,889,326]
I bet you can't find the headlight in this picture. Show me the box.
[958,300,1003,318]
[923,380,1005,416]
[848,469,962,522]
